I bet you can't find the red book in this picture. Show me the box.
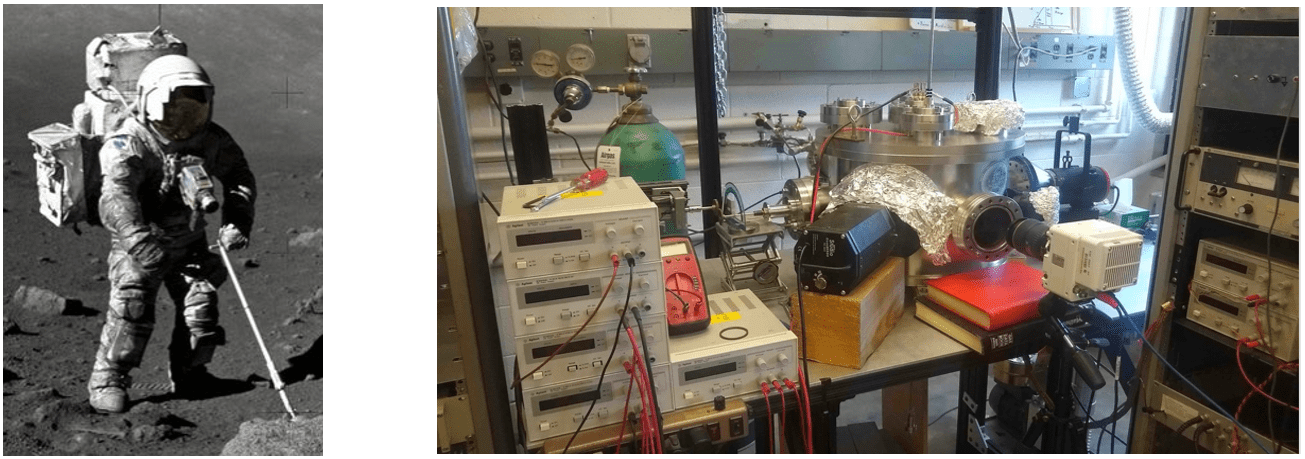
[923,261,1045,331]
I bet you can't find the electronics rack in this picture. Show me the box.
[1131,7,1299,454]
[496,176,670,447]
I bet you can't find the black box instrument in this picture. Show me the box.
[794,203,917,295]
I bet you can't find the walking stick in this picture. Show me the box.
[216,243,298,420]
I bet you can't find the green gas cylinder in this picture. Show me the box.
[598,100,686,183]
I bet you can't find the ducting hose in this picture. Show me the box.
[1116,153,1170,180]
[1114,7,1173,134]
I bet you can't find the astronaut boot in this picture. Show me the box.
[88,308,151,414]
[169,365,222,398]
[88,370,132,413]
[169,338,222,397]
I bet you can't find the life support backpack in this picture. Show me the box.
[29,123,101,231]
[28,28,186,233]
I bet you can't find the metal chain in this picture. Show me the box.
[712,7,729,118]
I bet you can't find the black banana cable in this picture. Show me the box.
[563,254,637,453]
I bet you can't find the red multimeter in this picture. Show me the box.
[661,236,710,336]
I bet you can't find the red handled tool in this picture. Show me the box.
[660,236,710,336]
[525,168,609,212]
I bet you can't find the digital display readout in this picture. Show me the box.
[661,240,690,257]
[1198,294,1242,317]
[515,229,583,247]
[1206,254,1250,274]
[538,389,602,412]
[524,285,591,304]
[684,361,738,382]
[531,339,596,359]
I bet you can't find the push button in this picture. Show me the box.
[707,422,721,441]
[540,421,551,432]
[579,253,591,262]
[729,416,744,437]
[567,365,579,372]
[553,256,564,265]
[525,315,537,325]
[516,261,528,269]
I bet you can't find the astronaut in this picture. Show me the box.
[88,55,257,413]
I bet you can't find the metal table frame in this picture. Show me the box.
[438,7,1010,452]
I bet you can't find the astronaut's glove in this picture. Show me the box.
[218,224,249,251]
[127,234,167,274]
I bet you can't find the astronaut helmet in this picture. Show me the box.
[136,55,214,141]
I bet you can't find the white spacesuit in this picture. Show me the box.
[88,55,257,413]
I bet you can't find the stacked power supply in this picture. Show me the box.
[496,176,669,447]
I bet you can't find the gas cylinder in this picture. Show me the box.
[598,100,686,182]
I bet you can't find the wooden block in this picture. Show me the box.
[789,257,906,369]
[881,379,929,454]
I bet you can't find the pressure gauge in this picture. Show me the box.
[565,44,596,73]
[1235,166,1277,191]
[753,261,779,285]
[530,49,562,78]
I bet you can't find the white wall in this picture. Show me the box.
[466,7,1178,212]
[474,7,913,31]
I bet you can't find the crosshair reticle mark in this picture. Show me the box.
[272,76,305,109]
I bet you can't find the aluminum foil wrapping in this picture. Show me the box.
[827,163,959,265]
[1030,186,1061,225]
[954,100,1025,136]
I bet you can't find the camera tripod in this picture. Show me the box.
[985,294,1139,454]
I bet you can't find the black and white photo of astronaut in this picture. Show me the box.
[3,5,323,455]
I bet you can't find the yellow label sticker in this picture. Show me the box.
[561,190,603,199]
[710,311,741,324]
